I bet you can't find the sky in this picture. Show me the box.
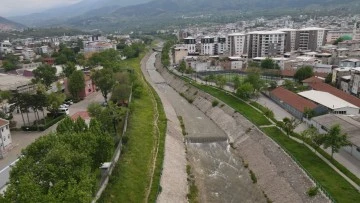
[0,0,82,17]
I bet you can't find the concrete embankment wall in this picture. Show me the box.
[156,64,329,203]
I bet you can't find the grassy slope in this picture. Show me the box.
[99,53,166,202]
[262,127,360,203]
[194,84,271,126]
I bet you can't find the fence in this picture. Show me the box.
[92,89,133,203]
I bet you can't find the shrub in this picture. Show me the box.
[250,170,257,183]
[307,187,319,197]
[212,100,219,107]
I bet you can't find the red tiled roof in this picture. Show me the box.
[308,82,360,108]
[281,69,296,77]
[0,118,9,127]
[71,111,91,121]
[271,87,317,113]
[302,76,324,84]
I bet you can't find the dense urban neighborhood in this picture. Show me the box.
[0,0,360,203]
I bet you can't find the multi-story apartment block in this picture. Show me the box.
[350,67,360,97]
[183,37,197,54]
[201,36,215,56]
[247,31,285,58]
[214,36,227,55]
[295,27,327,51]
[278,28,297,52]
[0,40,13,59]
[227,33,247,56]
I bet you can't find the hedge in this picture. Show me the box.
[21,114,66,131]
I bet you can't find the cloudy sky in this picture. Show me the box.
[1,0,81,17]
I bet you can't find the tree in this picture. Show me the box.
[178,60,187,74]
[63,62,76,78]
[111,84,131,105]
[294,66,314,82]
[74,117,88,133]
[323,125,349,158]
[303,107,316,119]
[301,127,319,144]
[236,82,254,99]
[91,69,115,103]
[32,65,57,88]
[68,71,85,100]
[215,75,227,89]
[2,54,19,71]
[46,92,65,116]
[244,70,265,93]
[325,73,333,84]
[261,58,278,69]
[233,75,242,90]
[282,117,300,136]
[56,116,75,134]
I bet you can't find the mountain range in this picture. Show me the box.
[9,0,360,32]
[0,16,25,31]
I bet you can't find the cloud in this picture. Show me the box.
[1,0,82,17]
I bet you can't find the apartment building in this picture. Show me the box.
[183,37,197,54]
[247,31,285,58]
[295,27,327,51]
[326,30,353,43]
[278,28,297,52]
[0,40,13,58]
[214,36,227,55]
[200,36,215,56]
[227,33,247,56]
[350,67,360,97]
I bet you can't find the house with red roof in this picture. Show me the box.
[270,87,328,119]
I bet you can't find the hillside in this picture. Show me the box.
[0,16,25,31]
[64,0,360,32]
[9,0,151,27]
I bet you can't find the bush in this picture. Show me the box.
[212,100,219,107]
[307,187,319,197]
[21,115,66,131]
[250,170,257,183]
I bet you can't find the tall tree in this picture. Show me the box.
[32,64,57,88]
[63,62,76,78]
[236,82,254,99]
[282,117,300,136]
[232,75,242,90]
[294,66,314,82]
[111,84,131,105]
[244,70,265,93]
[323,125,349,158]
[91,69,115,103]
[261,58,278,69]
[46,92,66,117]
[215,75,227,89]
[68,71,85,100]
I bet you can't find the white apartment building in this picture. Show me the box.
[227,33,246,56]
[201,36,215,56]
[296,27,327,51]
[278,28,297,52]
[0,40,13,58]
[215,36,227,55]
[350,67,360,96]
[183,37,197,54]
[247,31,285,58]
[84,42,115,53]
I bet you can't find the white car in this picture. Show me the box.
[58,107,69,115]
[60,104,69,108]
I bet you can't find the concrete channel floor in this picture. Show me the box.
[144,52,266,203]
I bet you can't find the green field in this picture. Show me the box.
[262,127,360,203]
[99,53,166,202]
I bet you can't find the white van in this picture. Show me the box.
[58,107,70,115]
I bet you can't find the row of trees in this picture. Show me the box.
[0,118,114,202]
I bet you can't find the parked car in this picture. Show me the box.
[60,104,69,108]
[64,99,73,105]
[58,107,69,115]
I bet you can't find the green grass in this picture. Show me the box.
[99,53,166,202]
[262,127,360,203]
[192,84,271,126]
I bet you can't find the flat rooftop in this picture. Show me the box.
[312,114,360,146]
[298,90,358,110]
[0,74,32,91]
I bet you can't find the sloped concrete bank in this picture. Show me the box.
[155,56,329,203]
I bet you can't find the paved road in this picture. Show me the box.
[0,91,103,192]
